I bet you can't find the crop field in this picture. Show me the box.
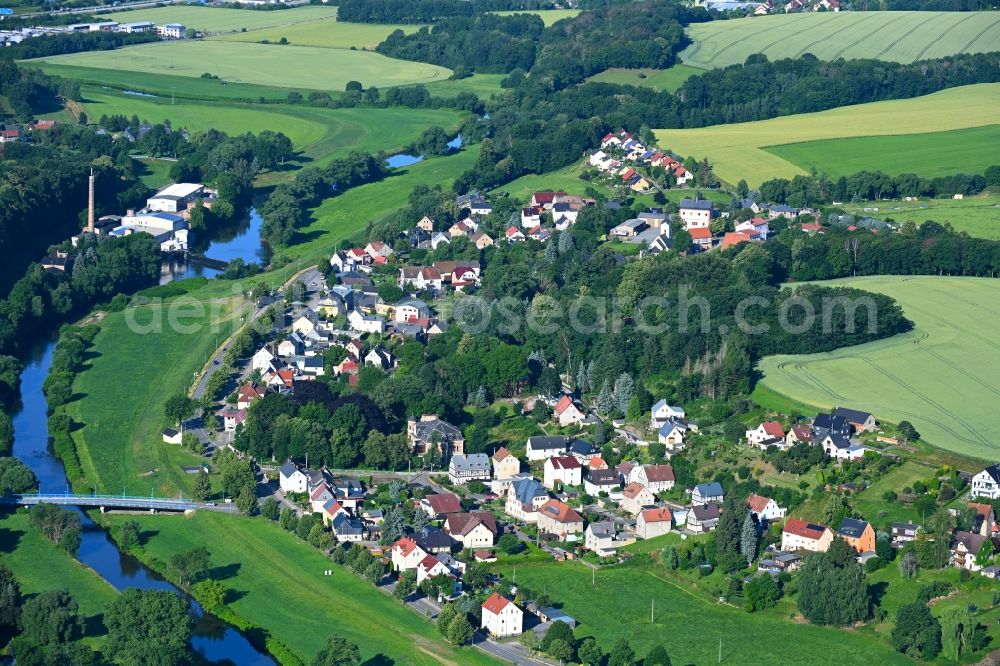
[80,87,464,172]
[217,16,422,49]
[586,65,702,92]
[765,124,1000,180]
[105,512,500,665]
[24,40,452,91]
[491,9,581,25]
[680,11,1000,69]
[758,276,1000,461]
[840,193,1000,240]
[98,5,338,34]
[655,83,1000,185]
[492,560,909,664]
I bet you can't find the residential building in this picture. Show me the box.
[689,226,714,250]
[746,421,785,447]
[407,415,464,456]
[543,456,582,489]
[449,453,491,485]
[536,499,584,538]
[636,507,673,539]
[584,469,621,496]
[969,502,996,537]
[782,518,833,552]
[395,299,432,323]
[554,395,586,427]
[585,521,633,556]
[891,522,920,545]
[251,346,275,372]
[416,554,453,584]
[821,434,867,461]
[482,593,523,637]
[833,407,876,432]
[310,484,335,513]
[747,494,786,523]
[786,424,814,447]
[279,461,308,493]
[620,482,656,515]
[331,513,364,542]
[412,526,455,555]
[526,435,568,461]
[505,477,549,523]
[444,512,498,549]
[678,198,714,229]
[390,537,428,572]
[420,492,463,518]
[657,419,687,448]
[650,400,685,428]
[837,518,876,553]
[492,447,521,480]
[970,465,1000,500]
[691,482,724,506]
[629,464,675,494]
[952,530,988,571]
[688,503,721,533]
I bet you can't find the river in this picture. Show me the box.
[160,208,270,284]
[11,252,275,662]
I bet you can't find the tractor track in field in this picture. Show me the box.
[924,349,1000,400]
[828,12,897,61]
[874,15,931,59]
[702,13,814,65]
[792,15,865,59]
[911,12,979,61]
[683,18,757,62]
[957,15,1000,54]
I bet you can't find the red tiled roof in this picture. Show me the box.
[641,507,672,523]
[622,482,648,499]
[549,456,581,470]
[747,494,772,513]
[642,464,675,483]
[554,395,574,415]
[688,227,713,240]
[761,421,785,438]
[790,425,813,441]
[493,447,512,461]
[538,499,583,524]
[721,231,754,249]
[588,457,608,470]
[393,537,420,556]
[483,592,512,614]
[425,493,462,514]
[784,518,828,541]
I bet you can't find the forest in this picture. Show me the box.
[336,0,557,23]
[0,60,77,122]
[0,31,159,61]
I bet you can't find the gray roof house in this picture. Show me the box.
[691,482,724,505]
[449,453,491,485]
[526,436,568,461]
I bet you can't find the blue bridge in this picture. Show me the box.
[0,493,238,513]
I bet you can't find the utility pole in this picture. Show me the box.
[719,638,722,663]
[651,598,654,623]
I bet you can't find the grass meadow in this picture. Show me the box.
[765,124,1000,179]
[25,40,452,91]
[680,11,1000,69]
[106,512,501,665]
[757,276,1000,461]
[97,5,338,34]
[217,16,422,49]
[586,65,702,92]
[655,83,1000,185]
[841,192,1000,240]
[491,9,581,25]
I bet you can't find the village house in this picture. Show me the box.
[536,499,585,539]
[251,346,276,372]
[277,332,305,357]
[782,518,834,553]
[291,313,319,338]
[691,482,724,506]
[398,268,442,292]
[279,461,308,493]
[585,521,634,557]
[837,518,876,553]
[747,494,786,523]
[420,492,463,518]
[531,191,565,209]
[471,231,495,249]
[391,536,429,572]
[834,407,876,432]
[161,428,182,445]
[629,464,676,494]
[492,447,521,480]
[657,419,687,449]
[331,513,365,543]
[891,522,920,545]
[687,503,721,533]
[347,310,386,334]
[678,199,714,230]
[407,415,464,456]
[526,435,568,461]
[786,424,814,447]
[395,299,431,324]
[448,453,491,485]
[505,226,526,243]
[746,421,785,447]
[219,406,247,434]
[636,507,673,539]
[952,531,989,571]
[412,526,455,555]
[554,395,586,427]
[416,554,453,585]
[689,226,714,251]
[309,483,335,513]
[969,502,996,537]
[481,593,523,637]
[568,439,599,464]
[505,477,549,523]
[543,456,583,490]
[620,482,656,515]
[364,344,395,371]
[520,206,542,228]
[720,231,755,250]
[444,511,498,549]
[821,433,867,461]
[969,464,1000,500]
[650,400,685,428]
[584,469,621,496]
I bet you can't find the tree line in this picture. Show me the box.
[0,31,159,61]
[336,0,557,24]
[0,59,77,122]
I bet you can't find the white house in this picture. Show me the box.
[691,482,724,506]
[747,493,786,523]
[416,554,452,584]
[444,512,497,549]
[970,465,1000,500]
[821,435,867,461]
[251,346,275,372]
[620,482,656,515]
[492,447,521,480]
[657,420,687,449]
[746,421,785,447]
[553,395,586,427]
[628,464,675,494]
[279,461,308,493]
[781,519,833,553]
[678,199,714,230]
[543,456,582,490]
[482,593,523,637]
[650,400,685,428]
[347,310,386,334]
[448,453,491,485]
[585,521,633,557]
[505,477,549,523]
[390,537,429,572]
[395,299,431,324]
[636,507,673,539]
[526,435,568,461]
[291,314,318,338]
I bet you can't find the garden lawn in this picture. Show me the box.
[764,124,1000,179]
[681,11,1000,69]
[655,83,1000,185]
[586,65,702,92]
[758,276,1000,461]
[98,5,338,34]
[217,17,422,49]
[493,560,909,664]
[136,158,175,189]
[104,512,500,665]
[65,290,249,496]
[24,40,452,91]
[840,193,1000,241]
[851,461,937,527]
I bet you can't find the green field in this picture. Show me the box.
[586,65,702,92]
[97,5,338,34]
[765,124,1000,179]
[493,560,909,664]
[655,83,1000,185]
[491,8,581,25]
[840,192,1000,240]
[25,40,452,91]
[105,512,500,665]
[681,11,1000,69]
[758,276,1000,461]
[218,16,422,49]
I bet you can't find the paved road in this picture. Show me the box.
[17,0,179,18]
